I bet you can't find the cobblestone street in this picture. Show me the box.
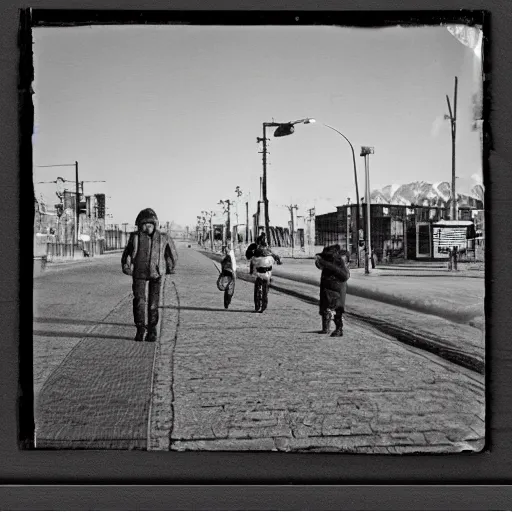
[33,244,485,452]
[166,245,484,453]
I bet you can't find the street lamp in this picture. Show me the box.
[360,146,375,275]
[308,122,362,268]
[257,117,315,246]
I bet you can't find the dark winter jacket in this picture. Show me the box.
[315,244,350,313]
[121,208,178,280]
[246,242,281,264]
[245,234,269,260]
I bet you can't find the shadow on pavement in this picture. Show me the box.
[33,330,134,341]
[161,305,255,313]
[34,317,130,328]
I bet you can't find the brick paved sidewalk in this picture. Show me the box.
[165,246,484,453]
[35,294,156,449]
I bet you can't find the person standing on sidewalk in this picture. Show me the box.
[217,244,237,309]
[121,208,178,342]
[315,244,350,337]
[251,241,282,313]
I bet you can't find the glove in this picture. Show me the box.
[166,267,176,275]
[122,264,133,276]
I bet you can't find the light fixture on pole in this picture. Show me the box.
[360,146,374,275]
[257,118,315,246]
[311,122,362,268]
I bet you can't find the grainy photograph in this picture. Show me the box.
[31,17,486,452]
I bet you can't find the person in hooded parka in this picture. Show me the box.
[121,208,178,341]
[315,244,350,337]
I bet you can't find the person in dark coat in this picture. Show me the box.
[315,244,350,337]
[121,208,178,341]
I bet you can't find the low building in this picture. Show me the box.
[315,200,484,263]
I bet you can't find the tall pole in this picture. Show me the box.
[286,204,298,250]
[209,212,214,251]
[308,207,315,250]
[346,198,351,252]
[227,200,231,241]
[75,160,79,245]
[262,124,270,244]
[245,201,249,242]
[323,124,361,268]
[446,76,458,221]
[364,155,370,274]
[361,146,374,275]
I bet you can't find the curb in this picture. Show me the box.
[199,250,482,326]
[199,250,484,375]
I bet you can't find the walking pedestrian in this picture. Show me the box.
[245,232,268,275]
[121,208,178,342]
[217,244,237,309]
[315,244,350,336]
[250,241,282,313]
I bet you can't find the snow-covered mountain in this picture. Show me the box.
[369,180,483,207]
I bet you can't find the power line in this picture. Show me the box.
[34,164,75,168]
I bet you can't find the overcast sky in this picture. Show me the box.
[33,24,483,228]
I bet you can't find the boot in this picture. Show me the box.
[320,313,331,334]
[145,325,158,342]
[135,324,146,342]
[330,314,344,337]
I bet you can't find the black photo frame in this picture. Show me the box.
[2,0,512,509]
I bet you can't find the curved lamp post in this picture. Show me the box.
[303,122,361,268]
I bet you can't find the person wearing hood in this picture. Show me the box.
[315,244,350,337]
[121,208,178,341]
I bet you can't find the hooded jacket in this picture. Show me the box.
[315,244,350,313]
[121,208,178,280]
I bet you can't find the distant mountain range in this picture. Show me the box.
[370,180,484,207]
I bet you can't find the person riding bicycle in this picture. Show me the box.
[250,240,281,313]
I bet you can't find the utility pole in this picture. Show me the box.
[245,201,249,243]
[209,211,214,251]
[286,204,298,250]
[75,161,80,245]
[257,125,271,245]
[346,197,351,253]
[218,199,232,246]
[307,207,316,249]
[34,162,87,246]
[445,76,458,221]
[360,146,375,275]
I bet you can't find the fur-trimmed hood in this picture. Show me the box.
[135,208,159,229]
